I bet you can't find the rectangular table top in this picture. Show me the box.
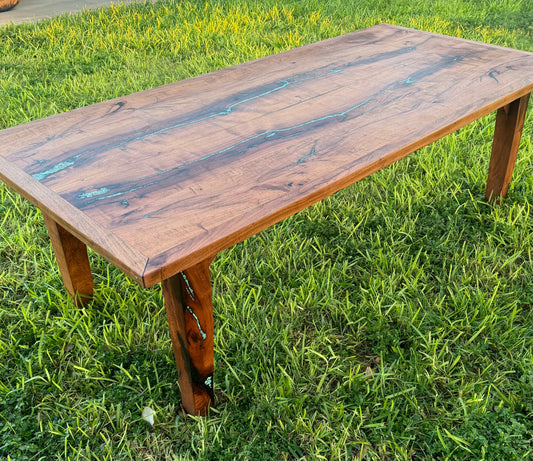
[1,24,533,287]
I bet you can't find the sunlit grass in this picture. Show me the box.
[1,0,533,459]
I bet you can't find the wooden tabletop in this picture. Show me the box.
[1,24,533,287]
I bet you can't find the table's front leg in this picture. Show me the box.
[485,93,531,201]
[162,258,215,416]
[42,214,94,306]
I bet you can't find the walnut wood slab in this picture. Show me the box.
[2,24,533,416]
[1,24,533,288]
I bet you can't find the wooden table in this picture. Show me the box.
[1,24,533,415]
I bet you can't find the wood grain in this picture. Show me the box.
[162,259,215,415]
[0,156,148,283]
[485,93,531,201]
[1,24,533,287]
[42,213,93,305]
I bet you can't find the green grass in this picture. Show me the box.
[1,0,533,459]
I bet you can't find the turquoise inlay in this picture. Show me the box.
[77,187,110,200]
[79,77,410,205]
[297,144,316,164]
[72,66,345,190]
[29,81,295,186]
[182,273,196,301]
[80,80,296,160]
[205,80,408,160]
[36,47,426,189]
[186,305,206,340]
[75,56,429,206]
[32,157,79,181]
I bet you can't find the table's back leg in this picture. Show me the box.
[485,93,531,201]
[42,214,94,306]
[162,258,215,416]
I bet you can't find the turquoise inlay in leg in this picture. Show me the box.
[186,305,207,340]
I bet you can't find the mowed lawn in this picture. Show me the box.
[1,0,533,459]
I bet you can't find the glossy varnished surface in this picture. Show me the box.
[1,24,533,286]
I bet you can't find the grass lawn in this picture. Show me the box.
[1,0,533,459]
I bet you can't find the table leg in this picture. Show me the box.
[485,93,531,201]
[42,214,94,306]
[162,258,215,416]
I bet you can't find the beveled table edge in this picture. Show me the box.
[0,156,149,285]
